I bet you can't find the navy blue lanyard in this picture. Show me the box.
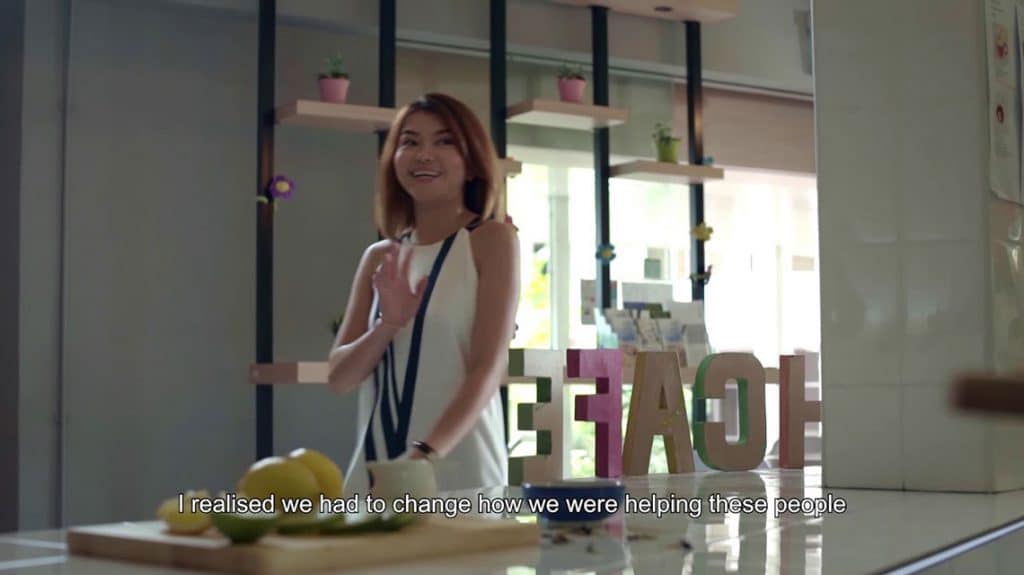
[365,231,458,461]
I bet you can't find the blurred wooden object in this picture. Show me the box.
[506,349,567,485]
[567,348,624,478]
[693,353,767,471]
[779,355,822,468]
[953,373,1024,415]
[623,352,695,475]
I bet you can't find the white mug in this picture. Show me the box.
[367,458,438,504]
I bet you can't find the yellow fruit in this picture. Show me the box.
[156,490,212,535]
[288,448,344,499]
[237,456,321,512]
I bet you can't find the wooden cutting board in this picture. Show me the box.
[68,516,539,574]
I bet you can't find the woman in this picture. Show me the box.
[326,93,520,494]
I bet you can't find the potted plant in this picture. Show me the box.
[652,122,681,163]
[318,53,350,104]
[557,63,587,104]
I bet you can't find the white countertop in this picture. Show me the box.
[2,467,1024,574]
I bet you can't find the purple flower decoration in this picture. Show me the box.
[267,175,295,200]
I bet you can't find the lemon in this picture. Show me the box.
[210,511,280,544]
[288,448,344,499]
[156,490,212,535]
[237,456,321,512]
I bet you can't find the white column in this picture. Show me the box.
[550,166,571,351]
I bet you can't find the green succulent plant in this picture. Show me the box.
[557,63,586,81]
[319,53,349,79]
[652,122,679,144]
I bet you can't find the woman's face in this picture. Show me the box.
[393,111,468,206]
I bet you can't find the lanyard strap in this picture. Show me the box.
[366,231,458,460]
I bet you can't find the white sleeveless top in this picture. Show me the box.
[344,226,508,495]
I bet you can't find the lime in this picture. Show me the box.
[318,512,418,536]
[276,512,344,535]
[210,512,281,544]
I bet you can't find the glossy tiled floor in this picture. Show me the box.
[1,467,1023,574]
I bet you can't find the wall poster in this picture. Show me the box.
[987,0,1022,204]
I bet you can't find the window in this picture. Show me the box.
[506,148,821,474]
[507,164,552,350]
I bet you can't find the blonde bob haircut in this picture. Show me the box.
[375,93,501,239]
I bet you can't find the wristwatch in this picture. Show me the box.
[411,440,436,461]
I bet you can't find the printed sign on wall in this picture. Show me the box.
[987,0,1023,204]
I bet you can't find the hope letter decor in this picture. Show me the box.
[507,349,568,485]
[623,351,695,475]
[693,353,767,471]
[779,354,822,468]
[567,349,624,478]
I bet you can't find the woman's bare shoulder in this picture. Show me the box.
[361,238,395,267]
[468,219,517,252]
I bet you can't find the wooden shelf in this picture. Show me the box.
[275,100,397,133]
[610,160,724,185]
[507,99,627,131]
[499,157,523,177]
[250,362,328,385]
[552,0,737,23]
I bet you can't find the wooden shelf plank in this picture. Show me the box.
[507,99,627,131]
[499,157,523,177]
[250,362,328,385]
[552,0,737,23]
[275,100,397,133]
[610,160,724,185]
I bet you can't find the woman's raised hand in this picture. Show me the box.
[373,242,428,330]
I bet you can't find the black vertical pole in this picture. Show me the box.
[255,0,275,460]
[378,0,396,152]
[592,7,611,310]
[490,0,507,160]
[489,0,510,447]
[686,21,707,424]
[0,0,24,534]
[686,21,705,303]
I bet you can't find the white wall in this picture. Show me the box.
[815,0,1024,491]
[59,0,261,525]
[56,0,374,525]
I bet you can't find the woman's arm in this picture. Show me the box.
[326,240,393,393]
[414,221,520,457]
[327,240,428,393]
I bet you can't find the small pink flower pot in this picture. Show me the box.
[558,78,586,103]
[318,77,350,104]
